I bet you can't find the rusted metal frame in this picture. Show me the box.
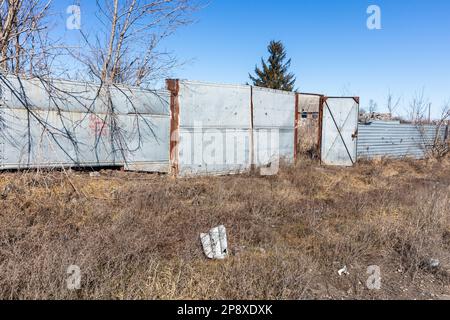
[166,79,180,176]
[298,93,324,113]
[294,93,300,161]
[299,92,324,97]
[324,100,355,165]
[325,96,360,100]
[353,97,360,162]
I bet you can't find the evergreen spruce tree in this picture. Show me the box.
[249,40,296,91]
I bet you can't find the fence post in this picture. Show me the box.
[167,79,180,177]
[317,96,326,163]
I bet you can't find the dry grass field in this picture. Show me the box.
[0,156,449,300]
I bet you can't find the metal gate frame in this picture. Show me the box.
[318,96,360,166]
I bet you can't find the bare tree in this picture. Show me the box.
[58,0,200,163]
[65,0,198,87]
[0,0,52,76]
[368,99,378,114]
[1,1,199,170]
[430,101,450,157]
[409,90,449,158]
[407,89,429,124]
[386,90,401,117]
[0,1,70,168]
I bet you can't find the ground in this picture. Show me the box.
[0,156,449,300]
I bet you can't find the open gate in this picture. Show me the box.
[319,97,359,166]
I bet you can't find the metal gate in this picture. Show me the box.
[320,97,359,166]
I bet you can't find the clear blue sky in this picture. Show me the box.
[54,0,450,118]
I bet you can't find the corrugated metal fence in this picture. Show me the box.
[357,121,448,159]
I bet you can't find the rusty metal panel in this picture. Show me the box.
[297,93,322,155]
[357,121,447,160]
[321,97,359,166]
[176,81,252,176]
[299,93,322,113]
[252,87,296,165]
[167,79,180,175]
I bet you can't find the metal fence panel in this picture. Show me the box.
[0,107,171,171]
[121,114,171,173]
[321,98,359,166]
[357,121,447,160]
[0,108,116,169]
[299,93,321,113]
[177,81,252,176]
[252,87,296,165]
[0,76,171,171]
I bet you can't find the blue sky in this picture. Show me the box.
[54,0,450,118]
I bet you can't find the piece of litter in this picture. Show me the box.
[429,259,440,269]
[200,225,228,260]
[89,172,101,178]
[338,266,349,276]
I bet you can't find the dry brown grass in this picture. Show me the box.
[0,156,449,300]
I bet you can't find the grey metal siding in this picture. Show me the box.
[357,121,447,160]
[252,86,296,165]
[175,81,297,176]
[176,81,252,176]
[0,75,171,172]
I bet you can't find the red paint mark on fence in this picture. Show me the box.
[89,114,109,137]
